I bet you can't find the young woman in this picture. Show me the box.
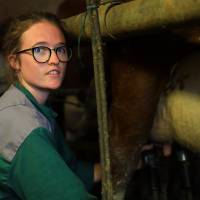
[0,12,101,200]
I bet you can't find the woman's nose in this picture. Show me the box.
[48,49,59,64]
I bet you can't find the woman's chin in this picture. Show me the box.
[45,82,62,90]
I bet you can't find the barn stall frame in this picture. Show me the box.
[63,0,200,199]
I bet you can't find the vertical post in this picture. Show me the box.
[85,0,113,199]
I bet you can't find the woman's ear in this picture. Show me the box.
[7,54,20,70]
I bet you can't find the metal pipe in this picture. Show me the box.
[85,0,113,199]
[63,0,200,40]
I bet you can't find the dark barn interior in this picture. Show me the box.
[1,0,200,199]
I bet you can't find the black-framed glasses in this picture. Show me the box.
[16,45,72,63]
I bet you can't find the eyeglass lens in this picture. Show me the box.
[33,46,71,63]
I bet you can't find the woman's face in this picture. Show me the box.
[9,20,67,102]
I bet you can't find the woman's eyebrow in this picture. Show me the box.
[54,42,67,48]
[32,42,66,47]
[32,42,48,47]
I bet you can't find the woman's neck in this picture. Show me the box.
[19,80,49,104]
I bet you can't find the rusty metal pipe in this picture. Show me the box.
[86,0,113,199]
[62,0,200,40]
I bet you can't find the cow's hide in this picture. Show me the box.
[151,51,200,152]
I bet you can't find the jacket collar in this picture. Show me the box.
[14,82,57,121]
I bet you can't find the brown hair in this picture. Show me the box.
[1,11,67,83]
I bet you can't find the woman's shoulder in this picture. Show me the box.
[0,85,48,128]
[0,85,26,108]
[0,85,53,162]
[0,85,52,128]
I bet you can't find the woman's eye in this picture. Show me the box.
[57,46,66,54]
[34,47,46,54]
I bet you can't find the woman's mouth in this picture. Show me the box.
[47,69,60,75]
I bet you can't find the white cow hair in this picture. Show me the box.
[151,51,200,152]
